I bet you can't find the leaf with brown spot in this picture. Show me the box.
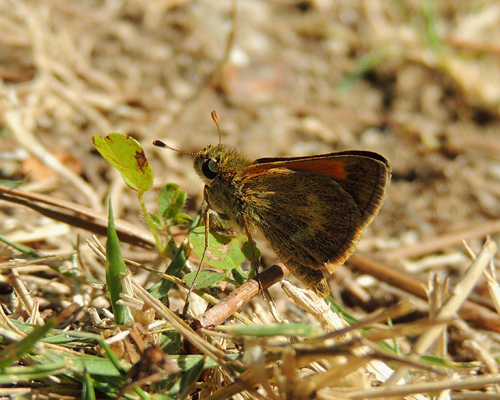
[93,133,153,194]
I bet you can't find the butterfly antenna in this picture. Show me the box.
[152,140,199,156]
[211,110,222,145]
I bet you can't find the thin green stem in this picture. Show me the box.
[138,190,164,252]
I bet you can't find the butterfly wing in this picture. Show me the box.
[253,151,391,230]
[237,152,390,273]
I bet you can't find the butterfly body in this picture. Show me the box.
[192,143,391,297]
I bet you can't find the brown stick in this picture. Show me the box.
[193,263,290,329]
[379,219,500,261]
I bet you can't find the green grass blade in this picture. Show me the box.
[0,319,56,368]
[106,199,133,325]
[81,354,96,400]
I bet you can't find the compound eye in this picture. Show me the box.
[202,158,219,180]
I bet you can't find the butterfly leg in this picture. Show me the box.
[241,215,260,279]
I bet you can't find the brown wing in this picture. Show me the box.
[238,152,390,272]
[251,151,391,229]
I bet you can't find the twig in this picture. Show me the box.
[193,263,290,329]
[380,218,500,261]
[0,185,155,248]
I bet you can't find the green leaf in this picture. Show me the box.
[0,179,23,188]
[148,205,204,299]
[105,200,133,325]
[189,226,246,270]
[241,240,261,261]
[219,323,318,337]
[158,183,187,220]
[151,214,162,228]
[171,356,205,399]
[183,270,225,289]
[173,213,192,225]
[161,331,182,355]
[231,268,247,286]
[92,133,153,193]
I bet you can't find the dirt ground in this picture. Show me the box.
[1,0,500,398]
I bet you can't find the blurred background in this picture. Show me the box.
[1,0,500,297]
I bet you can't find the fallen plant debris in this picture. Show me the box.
[1,1,500,399]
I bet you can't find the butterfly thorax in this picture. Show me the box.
[193,144,252,226]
